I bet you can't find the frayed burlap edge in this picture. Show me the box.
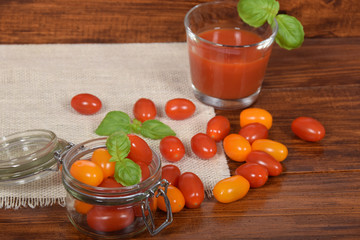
[0,196,66,209]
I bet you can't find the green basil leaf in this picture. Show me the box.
[114,159,141,186]
[131,119,142,134]
[95,111,132,136]
[275,14,304,50]
[140,119,176,140]
[237,0,279,27]
[106,132,131,161]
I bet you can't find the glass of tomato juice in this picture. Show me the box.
[184,1,278,110]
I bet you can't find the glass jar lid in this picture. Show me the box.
[0,129,68,185]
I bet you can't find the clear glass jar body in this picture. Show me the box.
[61,137,172,239]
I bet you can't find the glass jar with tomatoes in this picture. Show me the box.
[58,137,172,239]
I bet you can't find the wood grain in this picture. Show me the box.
[0,0,359,44]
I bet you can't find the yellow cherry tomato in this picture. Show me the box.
[157,185,185,213]
[240,108,273,129]
[91,148,115,179]
[70,160,104,186]
[252,139,288,162]
[213,175,250,203]
[74,200,94,214]
[223,134,251,162]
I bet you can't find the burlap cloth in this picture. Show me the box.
[0,43,230,209]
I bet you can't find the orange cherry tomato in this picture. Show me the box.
[70,160,104,186]
[133,98,157,123]
[74,200,94,214]
[91,148,115,179]
[240,108,273,129]
[213,175,250,203]
[157,185,185,213]
[165,98,196,120]
[127,134,153,166]
[178,172,204,209]
[223,134,251,162]
[252,139,288,162]
[206,115,231,142]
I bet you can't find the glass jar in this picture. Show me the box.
[58,137,173,239]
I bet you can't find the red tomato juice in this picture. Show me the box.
[188,29,272,100]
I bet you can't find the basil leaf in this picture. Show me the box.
[106,132,131,162]
[95,111,132,136]
[237,0,279,27]
[114,159,141,186]
[140,119,176,140]
[275,14,304,50]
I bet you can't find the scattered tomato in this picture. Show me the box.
[178,172,204,209]
[239,122,268,144]
[160,136,185,162]
[91,148,115,179]
[70,160,104,186]
[206,115,231,142]
[133,98,157,123]
[223,134,251,162]
[240,108,272,129]
[252,139,288,162]
[291,117,325,142]
[235,163,268,188]
[87,206,135,232]
[161,164,181,187]
[157,185,185,213]
[74,200,93,214]
[246,151,283,176]
[191,133,217,159]
[71,93,102,115]
[165,98,196,120]
[127,134,153,166]
[213,175,250,203]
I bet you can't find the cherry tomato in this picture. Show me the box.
[161,164,181,187]
[213,175,250,203]
[191,133,217,159]
[99,177,124,188]
[127,134,152,166]
[235,163,268,188]
[291,117,325,142]
[165,98,196,120]
[87,206,135,232]
[223,134,251,162]
[206,115,231,142]
[240,108,273,129]
[91,148,115,179]
[178,172,204,209]
[133,196,157,217]
[70,160,104,186]
[137,161,150,182]
[252,139,288,162]
[239,122,268,144]
[71,93,102,115]
[246,151,283,176]
[133,98,157,123]
[160,136,185,162]
[74,200,93,214]
[157,185,185,213]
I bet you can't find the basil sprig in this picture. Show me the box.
[95,111,176,139]
[237,0,304,50]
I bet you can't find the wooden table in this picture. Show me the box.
[1,1,360,239]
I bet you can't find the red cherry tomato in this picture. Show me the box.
[133,98,157,123]
[235,163,268,188]
[178,172,204,209]
[246,151,283,176]
[137,161,150,182]
[240,108,272,129]
[161,164,181,187]
[206,115,231,142]
[191,133,217,159]
[91,148,115,179]
[87,206,135,232]
[291,117,325,142]
[99,177,124,188]
[165,98,196,120]
[223,134,251,162]
[70,160,104,186]
[213,175,250,203]
[160,136,185,162]
[127,134,152,166]
[71,93,102,115]
[239,122,268,144]
[252,139,288,162]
